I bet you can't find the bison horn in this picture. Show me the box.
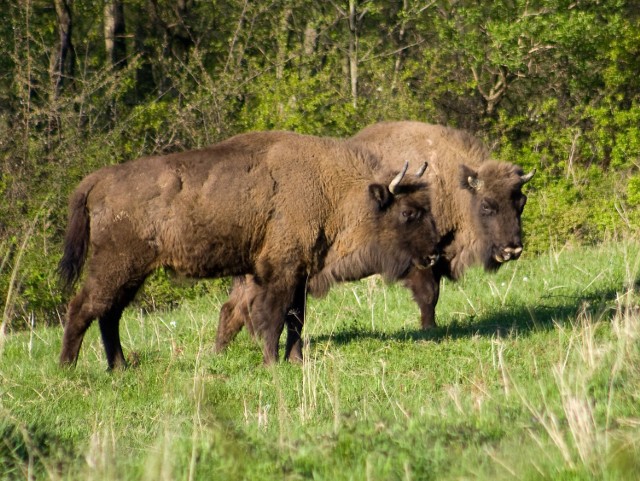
[389,160,409,194]
[415,162,428,178]
[520,169,536,184]
[468,176,483,191]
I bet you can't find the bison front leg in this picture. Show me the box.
[284,281,307,363]
[216,276,307,362]
[250,276,302,365]
[403,267,441,329]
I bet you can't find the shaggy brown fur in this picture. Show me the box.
[58,130,439,369]
[217,121,534,343]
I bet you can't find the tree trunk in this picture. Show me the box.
[52,0,75,96]
[472,65,515,117]
[391,0,409,93]
[300,20,317,77]
[104,0,127,70]
[348,0,358,108]
[303,22,318,58]
[275,6,292,121]
[276,7,292,80]
[148,0,193,63]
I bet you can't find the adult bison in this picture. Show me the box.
[58,130,439,369]
[216,121,534,346]
[347,121,535,328]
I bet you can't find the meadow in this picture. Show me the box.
[1,241,639,480]
[2,3,639,479]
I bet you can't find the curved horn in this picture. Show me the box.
[520,169,536,184]
[468,176,483,191]
[389,161,409,195]
[415,162,428,178]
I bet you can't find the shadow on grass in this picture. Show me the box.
[0,420,75,477]
[312,285,630,346]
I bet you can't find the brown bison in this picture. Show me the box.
[58,130,439,369]
[348,121,535,328]
[216,121,534,347]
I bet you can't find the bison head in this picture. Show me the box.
[308,162,439,298]
[459,162,535,271]
[368,162,440,277]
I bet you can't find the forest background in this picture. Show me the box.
[1,0,639,330]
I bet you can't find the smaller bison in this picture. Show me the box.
[216,121,535,345]
[58,131,439,369]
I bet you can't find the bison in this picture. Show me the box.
[216,121,534,349]
[58,130,439,369]
[348,121,535,328]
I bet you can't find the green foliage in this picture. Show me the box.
[122,100,175,156]
[237,70,358,136]
[586,103,640,169]
[495,128,628,252]
[627,174,640,206]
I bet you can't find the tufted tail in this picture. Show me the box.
[57,182,94,291]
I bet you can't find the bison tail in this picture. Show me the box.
[58,185,92,292]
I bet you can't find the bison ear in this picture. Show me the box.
[369,183,392,210]
[459,164,483,192]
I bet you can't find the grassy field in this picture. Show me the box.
[1,241,640,480]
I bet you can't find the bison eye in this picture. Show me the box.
[401,209,421,222]
[480,200,497,216]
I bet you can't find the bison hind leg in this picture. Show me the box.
[60,279,142,369]
[215,276,254,353]
[60,247,152,369]
[59,285,98,368]
[59,281,123,368]
[215,298,248,353]
[99,281,144,370]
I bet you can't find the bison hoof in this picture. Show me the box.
[420,320,438,330]
[286,353,304,364]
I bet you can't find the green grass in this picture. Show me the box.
[1,242,640,480]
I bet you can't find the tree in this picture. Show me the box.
[52,0,75,96]
[330,0,370,108]
[104,0,127,70]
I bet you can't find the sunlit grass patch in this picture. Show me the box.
[1,241,639,480]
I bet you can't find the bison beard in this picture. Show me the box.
[216,121,535,346]
[58,130,438,369]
